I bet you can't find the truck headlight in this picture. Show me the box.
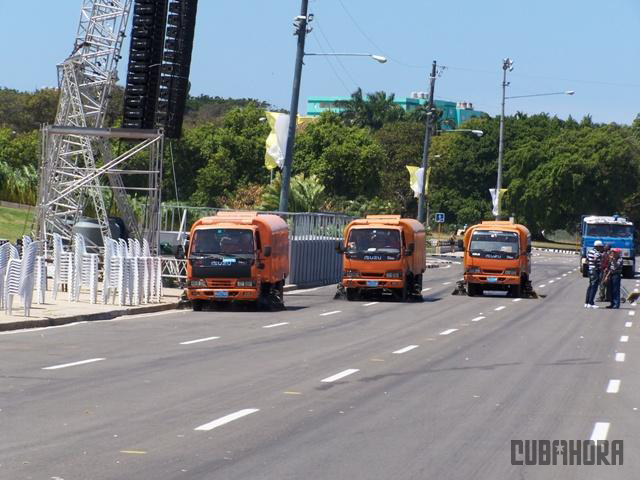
[467,267,481,273]
[504,269,518,275]
[189,279,206,287]
[237,280,256,287]
[344,269,360,277]
[385,271,402,278]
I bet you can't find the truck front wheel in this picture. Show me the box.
[623,265,635,279]
[192,299,204,311]
[346,288,359,301]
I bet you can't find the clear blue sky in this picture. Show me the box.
[2,0,639,124]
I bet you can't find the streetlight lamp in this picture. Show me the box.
[304,53,387,63]
[278,1,386,212]
[494,57,574,219]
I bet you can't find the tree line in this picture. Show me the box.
[1,86,639,237]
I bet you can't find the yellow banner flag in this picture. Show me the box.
[406,165,432,197]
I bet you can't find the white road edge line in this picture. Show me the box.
[590,422,610,442]
[42,358,106,370]
[421,287,432,292]
[442,282,452,285]
[606,379,621,393]
[320,310,341,317]
[615,352,626,362]
[194,408,260,431]
[393,345,419,354]
[321,368,360,383]
[620,335,629,342]
[539,284,546,288]
[363,302,379,306]
[439,328,458,336]
[180,336,221,345]
[471,316,485,322]
[285,286,322,295]
[0,322,88,335]
[495,306,506,311]
[262,322,290,329]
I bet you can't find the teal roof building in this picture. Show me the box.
[307,93,486,128]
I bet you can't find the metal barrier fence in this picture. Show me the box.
[159,205,354,287]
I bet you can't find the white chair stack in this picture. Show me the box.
[142,239,162,303]
[4,241,41,316]
[103,238,128,306]
[72,233,99,304]
[0,243,20,310]
[52,233,73,301]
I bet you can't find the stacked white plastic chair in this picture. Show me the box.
[52,233,73,301]
[0,243,20,310]
[4,241,41,316]
[118,239,135,305]
[21,236,47,304]
[103,238,128,306]
[142,239,162,303]
[128,238,146,305]
[72,233,99,304]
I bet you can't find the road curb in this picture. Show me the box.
[0,302,181,332]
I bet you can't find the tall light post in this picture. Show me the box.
[278,3,387,212]
[494,56,574,219]
[417,61,437,225]
[495,58,513,220]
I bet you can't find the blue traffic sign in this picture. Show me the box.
[435,213,445,223]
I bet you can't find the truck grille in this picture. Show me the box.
[206,279,235,288]
[483,269,503,274]
[362,272,384,277]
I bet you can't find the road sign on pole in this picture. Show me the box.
[435,212,445,223]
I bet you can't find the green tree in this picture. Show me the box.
[334,88,406,130]
[293,112,386,199]
[259,173,326,212]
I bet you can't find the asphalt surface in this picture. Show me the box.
[1,252,638,479]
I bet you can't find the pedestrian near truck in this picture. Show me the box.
[598,244,612,302]
[606,248,624,309]
[584,240,604,308]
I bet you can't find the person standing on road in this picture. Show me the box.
[607,248,624,309]
[599,244,612,302]
[585,240,604,308]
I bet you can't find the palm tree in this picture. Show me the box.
[259,173,326,212]
[334,89,406,130]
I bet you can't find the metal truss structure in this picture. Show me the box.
[36,0,164,252]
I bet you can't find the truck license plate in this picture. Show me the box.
[214,291,229,298]
[487,277,498,283]
[366,281,378,287]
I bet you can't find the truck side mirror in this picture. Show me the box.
[335,241,345,254]
[526,245,532,253]
[182,241,189,258]
[263,246,272,257]
[405,243,415,256]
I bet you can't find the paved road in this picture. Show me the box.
[1,253,638,479]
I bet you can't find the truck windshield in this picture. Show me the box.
[191,229,254,255]
[586,224,634,238]
[347,228,401,254]
[469,231,519,260]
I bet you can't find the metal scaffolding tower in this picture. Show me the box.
[36,0,164,252]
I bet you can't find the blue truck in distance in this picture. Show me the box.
[580,215,635,278]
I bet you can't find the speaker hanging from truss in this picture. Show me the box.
[122,0,198,138]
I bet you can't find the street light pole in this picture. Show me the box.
[417,60,437,225]
[495,57,513,220]
[279,0,309,212]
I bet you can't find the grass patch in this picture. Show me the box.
[532,240,579,250]
[0,205,35,241]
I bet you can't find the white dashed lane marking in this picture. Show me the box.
[262,323,289,329]
[180,336,220,345]
[615,352,626,362]
[393,345,419,354]
[620,336,629,342]
[194,409,260,431]
[320,310,341,317]
[494,306,506,311]
[471,316,485,322]
[42,358,106,370]
[439,329,458,336]
[606,379,621,393]
[321,369,360,383]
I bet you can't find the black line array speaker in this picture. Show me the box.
[122,0,168,129]
[154,0,199,138]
